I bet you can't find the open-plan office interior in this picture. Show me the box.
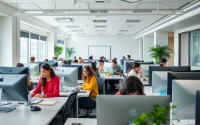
[0,0,200,125]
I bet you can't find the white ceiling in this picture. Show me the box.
[0,0,195,36]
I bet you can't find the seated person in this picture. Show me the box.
[16,63,32,90]
[100,56,103,60]
[78,59,84,64]
[52,56,58,60]
[122,56,125,60]
[127,62,142,79]
[159,58,167,66]
[30,56,35,62]
[61,60,68,67]
[31,63,60,98]
[96,59,104,71]
[126,55,131,60]
[116,76,145,95]
[107,59,122,90]
[73,59,78,64]
[44,59,48,62]
[73,66,99,113]
[89,55,93,61]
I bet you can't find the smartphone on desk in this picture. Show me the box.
[72,123,81,125]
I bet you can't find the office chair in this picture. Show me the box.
[49,90,79,125]
[79,77,105,118]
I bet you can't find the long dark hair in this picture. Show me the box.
[127,62,140,74]
[120,76,144,95]
[82,65,97,83]
[40,63,56,87]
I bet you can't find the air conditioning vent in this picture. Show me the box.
[119,30,129,32]
[66,26,79,28]
[93,20,107,23]
[55,18,73,23]
[133,9,153,13]
[71,30,83,32]
[96,0,107,3]
[90,10,108,13]
[126,20,140,23]
[95,25,106,28]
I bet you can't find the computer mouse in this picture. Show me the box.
[30,106,41,111]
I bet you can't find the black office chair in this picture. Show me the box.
[49,90,79,125]
[79,77,105,118]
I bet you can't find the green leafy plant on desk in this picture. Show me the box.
[34,72,40,79]
[133,104,179,125]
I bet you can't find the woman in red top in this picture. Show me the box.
[31,63,60,98]
[115,76,145,95]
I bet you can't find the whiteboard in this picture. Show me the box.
[88,46,111,60]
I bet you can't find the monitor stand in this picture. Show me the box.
[0,88,16,113]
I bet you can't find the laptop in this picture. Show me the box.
[97,95,170,125]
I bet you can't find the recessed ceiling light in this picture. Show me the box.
[126,20,140,23]
[55,18,73,23]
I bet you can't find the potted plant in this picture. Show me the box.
[66,47,75,58]
[34,72,40,80]
[149,45,173,64]
[133,104,179,125]
[54,46,64,58]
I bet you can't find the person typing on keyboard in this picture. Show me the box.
[31,63,60,98]
[72,65,99,115]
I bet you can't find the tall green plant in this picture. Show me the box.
[54,46,64,57]
[149,45,173,64]
[66,47,75,58]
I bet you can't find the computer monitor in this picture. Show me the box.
[124,61,134,73]
[47,60,54,62]
[149,66,190,86]
[0,67,29,76]
[47,62,58,67]
[0,74,28,113]
[54,60,62,67]
[172,80,200,119]
[196,90,200,125]
[120,59,125,66]
[72,63,92,69]
[138,61,154,64]
[62,65,82,80]
[167,72,200,102]
[97,95,170,125]
[140,64,158,78]
[23,63,39,79]
[53,67,78,88]
[33,62,45,70]
[103,63,113,74]
[152,71,169,94]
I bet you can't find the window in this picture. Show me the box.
[190,30,200,67]
[20,31,47,63]
[57,40,65,58]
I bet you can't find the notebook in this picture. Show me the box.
[38,100,58,106]
[31,99,43,104]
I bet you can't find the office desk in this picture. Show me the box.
[0,97,67,125]
[65,118,97,125]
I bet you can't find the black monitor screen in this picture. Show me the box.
[138,61,154,64]
[167,72,200,102]
[196,90,200,125]
[125,62,134,73]
[149,66,190,86]
[47,62,58,67]
[0,67,29,76]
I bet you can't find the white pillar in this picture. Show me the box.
[138,38,143,61]
[154,32,168,46]
[47,32,57,59]
[0,15,20,66]
[143,36,154,62]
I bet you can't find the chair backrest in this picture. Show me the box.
[62,90,79,123]
[97,77,105,95]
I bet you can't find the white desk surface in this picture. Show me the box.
[101,76,124,80]
[0,97,68,125]
[65,118,97,125]
[60,90,90,98]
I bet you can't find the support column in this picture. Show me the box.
[47,32,57,59]
[143,36,154,62]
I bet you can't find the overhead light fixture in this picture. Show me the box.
[122,25,134,28]
[121,0,142,3]
[55,18,73,23]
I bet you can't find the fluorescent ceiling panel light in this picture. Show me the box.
[93,20,107,23]
[55,18,73,23]
[126,20,140,23]
[90,10,108,13]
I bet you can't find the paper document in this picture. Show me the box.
[38,100,58,106]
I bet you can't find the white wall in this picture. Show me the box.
[174,24,200,66]
[67,36,140,62]
[143,36,154,62]
[154,32,168,46]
